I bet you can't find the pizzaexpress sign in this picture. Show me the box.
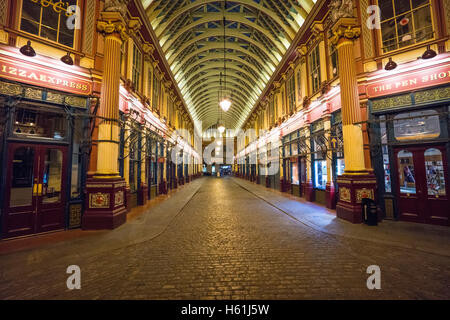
[0,55,92,95]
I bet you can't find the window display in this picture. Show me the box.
[314,160,327,190]
[14,107,67,140]
[292,162,299,185]
[425,148,446,196]
[397,150,416,194]
[394,110,440,141]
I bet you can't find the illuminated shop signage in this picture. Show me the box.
[0,56,92,95]
[367,63,450,98]
[31,0,74,15]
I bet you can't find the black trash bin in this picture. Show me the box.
[361,198,378,226]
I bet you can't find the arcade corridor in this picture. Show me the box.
[0,177,448,300]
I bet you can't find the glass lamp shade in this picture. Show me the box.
[218,124,225,134]
[219,98,231,112]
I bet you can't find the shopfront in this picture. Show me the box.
[282,129,308,198]
[367,60,450,226]
[0,77,91,239]
[311,120,327,205]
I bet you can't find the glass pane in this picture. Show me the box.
[20,0,41,36]
[381,20,397,52]
[394,109,440,141]
[394,0,411,15]
[14,108,67,140]
[397,13,413,48]
[43,149,63,204]
[383,146,392,192]
[292,162,299,185]
[380,0,394,20]
[10,147,35,207]
[301,158,307,183]
[336,158,345,176]
[425,149,446,196]
[413,6,433,43]
[397,150,416,194]
[314,160,327,190]
[71,148,81,198]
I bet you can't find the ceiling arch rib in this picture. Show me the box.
[192,92,251,114]
[176,53,271,83]
[161,13,288,54]
[172,42,276,78]
[167,29,280,66]
[153,0,297,39]
[181,71,259,98]
[143,0,311,131]
[189,82,259,104]
[179,62,264,93]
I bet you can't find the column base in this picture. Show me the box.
[325,182,336,209]
[336,173,378,224]
[82,177,127,230]
[305,181,315,202]
[159,180,167,195]
[125,186,131,212]
[138,184,148,206]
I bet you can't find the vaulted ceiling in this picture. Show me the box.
[142,0,315,131]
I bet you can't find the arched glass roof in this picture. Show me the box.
[142,0,314,130]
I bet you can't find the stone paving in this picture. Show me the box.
[0,177,449,300]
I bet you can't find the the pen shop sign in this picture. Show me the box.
[0,55,92,95]
[366,62,450,98]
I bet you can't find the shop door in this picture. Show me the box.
[3,143,67,238]
[394,146,449,226]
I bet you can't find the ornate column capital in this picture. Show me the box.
[97,11,142,42]
[330,17,360,46]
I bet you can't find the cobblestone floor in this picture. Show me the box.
[0,177,449,299]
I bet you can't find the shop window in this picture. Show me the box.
[379,0,433,53]
[42,149,63,204]
[284,144,290,158]
[309,45,321,93]
[132,44,142,92]
[424,148,446,196]
[14,107,67,140]
[336,159,345,176]
[10,147,34,207]
[287,75,296,114]
[314,161,327,190]
[20,0,78,47]
[397,150,416,194]
[296,70,302,103]
[292,161,300,185]
[313,134,327,190]
[291,142,298,156]
[380,116,392,192]
[393,109,440,141]
[70,118,84,199]
[329,42,339,78]
[152,73,160,111]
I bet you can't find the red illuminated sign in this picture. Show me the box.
[0,55,92,95]
[366,63,450,98]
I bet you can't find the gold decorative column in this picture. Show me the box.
[331,17,377,223]
[83,10,141,230]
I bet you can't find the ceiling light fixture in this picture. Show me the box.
[20,40,36,57]
[384,57,397,71]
